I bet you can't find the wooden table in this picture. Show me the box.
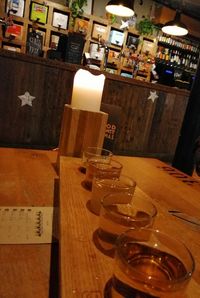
[0,148,58,298]
[59,156,200,298]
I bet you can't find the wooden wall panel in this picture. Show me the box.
[102,78,188,160]
[147,93,188,155]
[0,53,74,148]
[0,50,190,161]
[102,80,156,153]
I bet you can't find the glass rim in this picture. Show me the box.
[101,193,157,221]
[95,175,136,190]
[116,227,195,286]
[89,158,123,169]
[84,147,113,156]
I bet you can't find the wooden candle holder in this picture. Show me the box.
[57,104,108,159]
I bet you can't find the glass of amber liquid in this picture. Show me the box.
[80,147,113,174]
[90,175,136,215]
[84,159,123,191]
[98,193,157,253]
[111,228,195,298]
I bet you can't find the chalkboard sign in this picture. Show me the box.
[65,32,85,65]
[26,32,43,56]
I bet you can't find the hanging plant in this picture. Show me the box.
[68,0,87,30]
[69,0,87,19]
[106,12,117,24]
[137,17,155,36]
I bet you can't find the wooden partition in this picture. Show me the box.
[103,76,189,160]
[0,49,189,161]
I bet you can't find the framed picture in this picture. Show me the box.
[141,39,156,56]
[50,34,60,49]
[52,12,68,30]
[6,0,25,17]
[82,0,93,15]
[74,18,89,35]
[30,2,49,25]
[92,23,107,40]
[29,27,46,45]
[5,24,23,40]
[26,31,43,56]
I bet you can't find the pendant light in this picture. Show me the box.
[162,11,188,36]
[106,0,134,17]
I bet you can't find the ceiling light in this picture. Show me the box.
[162,11,188,36]
[106,0,134,17]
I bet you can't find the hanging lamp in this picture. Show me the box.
[162,11,188,36]
[105,0,134,17]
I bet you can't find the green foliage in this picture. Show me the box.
[69,0,88,19]
[137,18,155,36]
[110,14,117,24]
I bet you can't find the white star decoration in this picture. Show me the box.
[18,91,36,107]
[148,91,158,103]
[120,20,129,30]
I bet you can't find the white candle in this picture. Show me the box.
[71,69,105,112]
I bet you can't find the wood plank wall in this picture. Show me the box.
[102,78,189,160]
[0,49,189,161]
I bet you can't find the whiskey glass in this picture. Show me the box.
[98,193,157,252]
[110,228,195,298]
[90,175,136,215]
[84,159,122,191]
[80,147,112,173]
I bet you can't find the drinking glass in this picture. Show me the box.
[80,147,112,173]
[98,193,157,252]
[90,175,136,215]
[84,159,123,191]
[110,228,195,298]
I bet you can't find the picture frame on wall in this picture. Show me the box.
[6,0,25,17]
[5,23,23,40]
[30,2,49,25]
[141,39,156,56]
[74,18,89,35]
[26,31,43,56]
[82,0,93,15]
[52,12,68,30]
[28,27,46,45]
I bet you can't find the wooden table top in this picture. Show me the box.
[0,148,58,298]
[59,155,200,298]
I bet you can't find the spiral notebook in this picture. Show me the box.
[0,207,54,244]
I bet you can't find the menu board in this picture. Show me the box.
[26,31,43,56]
[65,32,85,65]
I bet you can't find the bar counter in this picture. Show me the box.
[0,49,190,161]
